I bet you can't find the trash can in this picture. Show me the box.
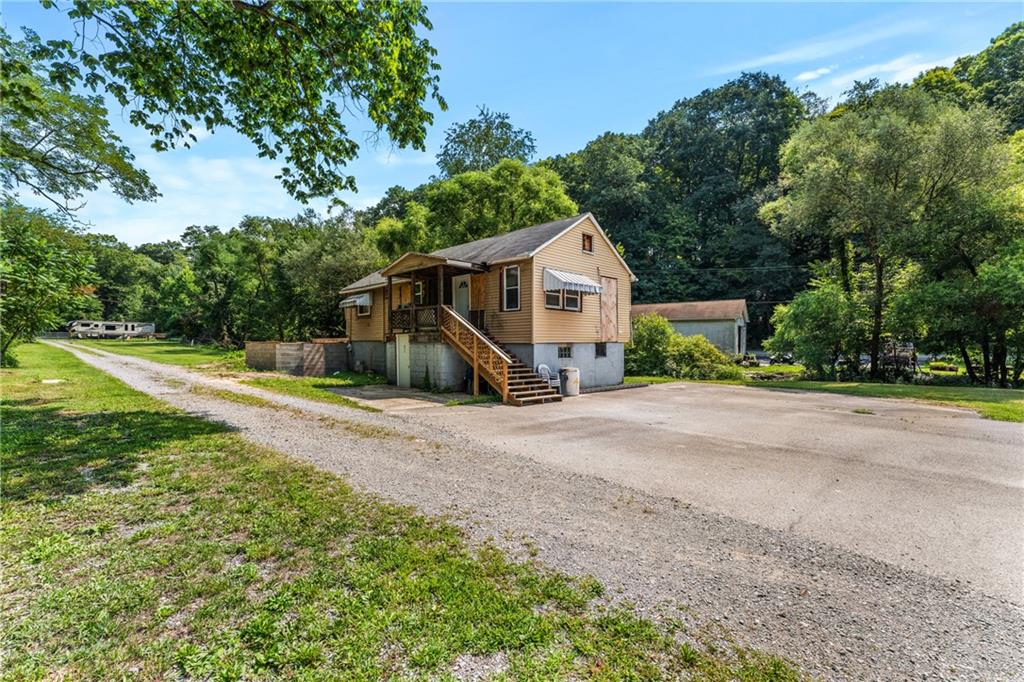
[560,367,580,396]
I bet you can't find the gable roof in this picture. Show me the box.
[430,214,587,264]
[341,212,636,293]
[631,299,748,322]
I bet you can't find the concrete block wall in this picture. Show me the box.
[275,342,305,375]
[245,342,277,370]
[410,341,468,390]
[350,341,387,375]
[507,342,624,388]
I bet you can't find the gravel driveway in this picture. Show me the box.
[49,342,1024,680]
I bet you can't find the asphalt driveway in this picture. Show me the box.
[416,381,1024,603]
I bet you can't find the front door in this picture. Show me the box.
[600,276,618,341]
[452,274,472,319]
[396,334,411,388]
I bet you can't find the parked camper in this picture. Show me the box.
[68,320,156,339]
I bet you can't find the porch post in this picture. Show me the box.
[435,263,444,324]
[472,335,479,396]
[385,275,392,337]
[410,270,417,332]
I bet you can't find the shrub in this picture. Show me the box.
[625,313,675,375]
[666,335,744,380]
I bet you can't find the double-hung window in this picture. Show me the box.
[356,302,371,317]
[563,290,581,311]
[544,289,581,311]
[503,265,520,311]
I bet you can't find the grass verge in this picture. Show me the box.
[444,394,502,407]
[66,338,245,372]
[239,374,383,413]
[625,373,1023,422]
[2,343,800,680]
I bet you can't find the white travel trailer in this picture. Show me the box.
[68,320,156,339]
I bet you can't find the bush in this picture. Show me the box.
[667,335,744,380]
[626,313,741,380]
[625,313,675,375]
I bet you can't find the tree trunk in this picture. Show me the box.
[980,331,992,385]
[994,329,1008,387]
[958,338,979,384]
[836,238,852,296]
[869,255,884,379]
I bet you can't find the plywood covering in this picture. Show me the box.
[600,276,619,342]
[531,215,632,343]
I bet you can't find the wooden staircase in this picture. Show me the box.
[479,330,563,406]
[438,305,562,406]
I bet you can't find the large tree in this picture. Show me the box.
[0,30,157,212]
[762,87,1008,378]
[0,202,96,362]
[435,106,536,177]
[25,0,445,201]
[953,22,1023,132]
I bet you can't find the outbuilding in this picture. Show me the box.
[631,299,748,355]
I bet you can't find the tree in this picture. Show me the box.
[436,106,536,177]
[366,159,577,255]
[0,202,96,363]
[29,0,445,201]
[0,30,157,213]
[953,22,1024,132]
[762,88,1006,378]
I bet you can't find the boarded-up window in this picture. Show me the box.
[582,233,594,253]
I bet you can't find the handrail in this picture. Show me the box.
[439,305,512,363]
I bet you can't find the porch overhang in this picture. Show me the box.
[381,252,485,277]
[543,267,603,294]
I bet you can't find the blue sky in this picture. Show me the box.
[4,1,1021,245]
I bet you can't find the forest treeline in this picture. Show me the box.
[2,19,1022,384]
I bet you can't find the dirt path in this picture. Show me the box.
[47,341,1024,680]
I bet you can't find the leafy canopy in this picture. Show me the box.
[436,106,537,178]
[0,29,157,213]
[29,0,445,202]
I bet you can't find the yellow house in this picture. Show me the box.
[340,213,636,405]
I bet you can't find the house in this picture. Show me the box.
[630,300,748,356]
[339,213,635,405]
[68,320,156,339]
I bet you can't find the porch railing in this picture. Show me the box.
[439,305,511,402]
[390,306,439,332]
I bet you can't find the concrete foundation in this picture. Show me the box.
[349,341,387,375]
[387,338,469,390]
[506,342,624,388]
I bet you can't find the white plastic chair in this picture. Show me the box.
[536,363,561,392]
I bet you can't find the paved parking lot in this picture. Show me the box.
[416,381,1024,603]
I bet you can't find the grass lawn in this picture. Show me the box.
[67,338,245,372]
[625,372,1023,422]
[240,373,385,413]
[2,343,799,680]
[755,380,1024,422]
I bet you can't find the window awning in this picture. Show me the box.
[340,292,371,308]
[543,268,602,294]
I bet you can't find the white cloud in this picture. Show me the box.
[794,66,833,82]
[826,53,958,92]
[716,17,931,74]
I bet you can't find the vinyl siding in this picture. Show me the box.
[530,215,632,343]
[344,287,385,342]
[482,259,532,344]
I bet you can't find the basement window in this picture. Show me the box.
[595,342,607,358]
[557,345,572,359]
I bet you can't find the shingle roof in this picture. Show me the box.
[430,214,587,264]
[341,213,594,293]
[631,299,748,322]
[340,269,386,293]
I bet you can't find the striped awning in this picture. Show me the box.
[340,292,371,308]
[543,268,602,294]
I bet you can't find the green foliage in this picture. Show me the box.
[0,203,95,362]
[436,105,537,177]
[953,22,1024,132]
[624,313,676,376]
[30,0,445,202]
[0,30,157,213]
[366,159,577,256]
[666,334,743,380]
[626,313,740,380]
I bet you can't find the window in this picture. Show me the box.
[356,302,371,317]
[595,342,607,358]
[557,345,572,359]
[502,265,520,311]
[413,281,425,305]
[545,289,582,311]
[545,290,562,309]
[582,233,594,253]
[563,290,581,311]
